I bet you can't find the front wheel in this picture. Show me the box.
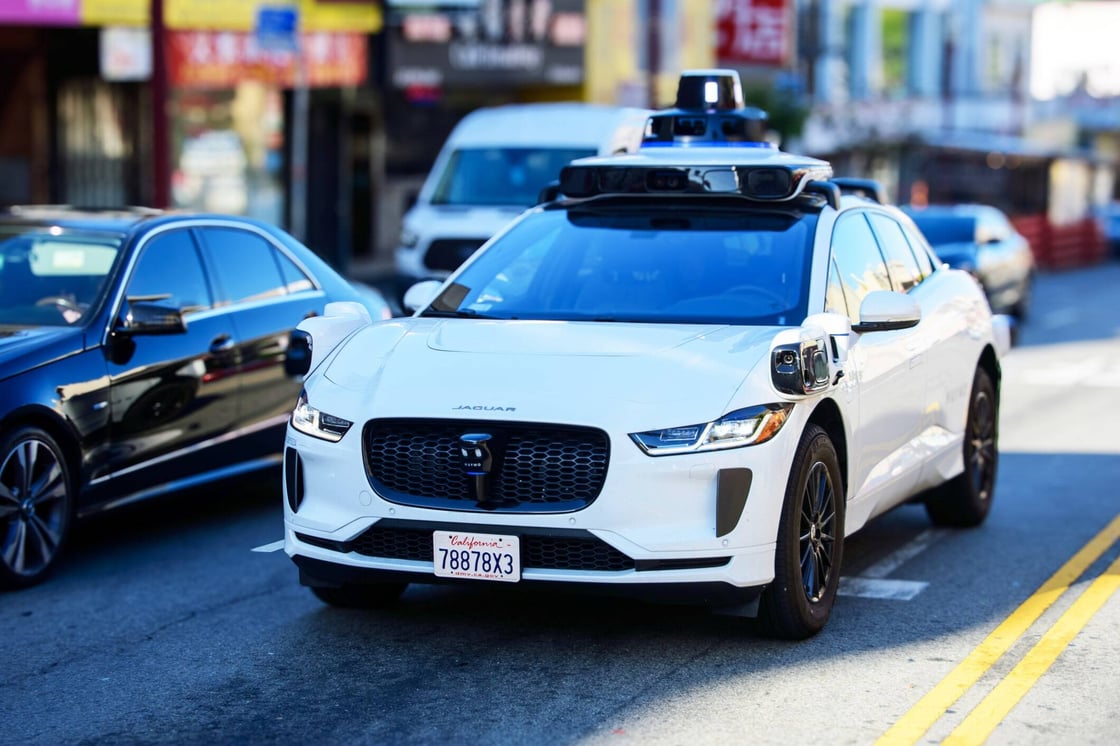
[759,424,845,640]
[925,367,998,527]
[311,582,408,609]
[0,427,75,589]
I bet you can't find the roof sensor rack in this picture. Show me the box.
[642,69,772,148]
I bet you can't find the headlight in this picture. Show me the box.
[399,229,419,249]
[629,404,792,456]
[291,389,353,442]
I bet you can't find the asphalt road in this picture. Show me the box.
[3,262,1119,745]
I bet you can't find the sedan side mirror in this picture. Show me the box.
[120,301,187,335]
[852,290,920,333]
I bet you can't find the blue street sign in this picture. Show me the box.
[256,5,299,52]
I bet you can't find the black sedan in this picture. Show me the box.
[903,203,1035,320]
[0,206,389,588]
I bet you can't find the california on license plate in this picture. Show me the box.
[433,531,520,583]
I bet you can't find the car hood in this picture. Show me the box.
[321,319,780,429]
[0,325,87,381]
[406,204,529,241]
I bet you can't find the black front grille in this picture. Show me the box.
[364,418,610,513]
[424,238,486,272]
[297,525,635,572]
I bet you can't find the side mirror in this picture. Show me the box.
[403,279,444,313]
[121,301,187,335]
[852,290,920,333]
[770,317,849,397]
[285,330,312,377]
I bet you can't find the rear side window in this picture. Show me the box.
[200,227,287,305]
[867,213,922,292]
[900,224,936,278]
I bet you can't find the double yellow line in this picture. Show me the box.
[877,513,1120,746]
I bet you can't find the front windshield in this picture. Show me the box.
[431,147,596,207]
[0,229,122,326]
[424,204,816,326]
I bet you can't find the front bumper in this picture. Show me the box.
[283,410,803,600]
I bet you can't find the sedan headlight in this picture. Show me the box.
[291,389,353,442]
[399,228,419,249]
[630,404,792,456]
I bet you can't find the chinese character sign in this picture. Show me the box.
[716,0,791,67]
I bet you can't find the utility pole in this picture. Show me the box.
[150,0,170,208]
[647,0,661,108]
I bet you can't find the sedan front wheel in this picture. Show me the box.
[0,427,74,589]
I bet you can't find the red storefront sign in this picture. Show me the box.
[167,30,368,88]
[716,0,792,67]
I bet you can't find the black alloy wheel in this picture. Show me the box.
[0,427,74,589]
[926,366,998,527]
[800,461,838,603]
[760,424,845,640]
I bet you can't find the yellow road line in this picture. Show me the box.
[943,554,1120,745]
[876,513,1120,746]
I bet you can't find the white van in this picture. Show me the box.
[394,102,651,278]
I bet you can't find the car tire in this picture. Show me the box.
[311,582,408,609]
[0,426,75,589]
[925,367,998,528]
[1011,272,1034,322]
[759,424,845,640]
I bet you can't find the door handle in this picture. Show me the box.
[210,335,236,354]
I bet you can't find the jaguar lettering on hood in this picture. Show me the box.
[453,405,516,411]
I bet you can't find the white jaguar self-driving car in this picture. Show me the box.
[282,72,1010,638]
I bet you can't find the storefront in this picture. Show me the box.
[1,0,380,267]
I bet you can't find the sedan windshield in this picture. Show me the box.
[0,230,122,326]
[424,204,816,325]
[908,214,977,246]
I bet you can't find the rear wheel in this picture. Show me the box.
[926,367,998,527]
[311,582,408,609]
[759,424,845,640]
[0,427,75,589]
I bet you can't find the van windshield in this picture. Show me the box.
[431,147,596,207]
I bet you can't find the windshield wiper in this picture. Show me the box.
[419,308,498,319]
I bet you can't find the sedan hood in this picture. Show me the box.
[323,319,779,429]
[0,325,86,381]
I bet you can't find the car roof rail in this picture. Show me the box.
[537,180,562,205]
[804,180,841,210]
[830,178,888,204]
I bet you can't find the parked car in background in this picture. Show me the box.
[394,102,651,281]
[0,206,389,589]
[903,203,1035,320]
[1096,202,1120,259]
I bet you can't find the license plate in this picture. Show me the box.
[433,530,520,583]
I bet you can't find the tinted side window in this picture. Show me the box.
[127,229,213,313]
[201,228,287,305]
[275,250,314,293]
[831,213,891,324]
[867,213,921,292]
